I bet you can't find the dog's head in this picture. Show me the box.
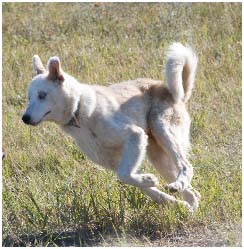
[22,55,77,126]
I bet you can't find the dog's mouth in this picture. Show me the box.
[31,111,51,126]
[43,110,51,118]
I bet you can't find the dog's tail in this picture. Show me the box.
[166,43,198,103]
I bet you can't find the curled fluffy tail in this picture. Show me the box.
[166,43,198,103]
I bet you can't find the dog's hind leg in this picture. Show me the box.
[150,119,194,193]
[116,125,159,188]
[147,137,200,210]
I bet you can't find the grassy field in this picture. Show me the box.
[2,2,242,246]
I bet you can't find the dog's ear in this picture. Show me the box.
[47,56,64,82]
[33,55,46,75]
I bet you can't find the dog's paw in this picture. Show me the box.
[167,182,183,193]
[141,173,159,187]
[178,200,195,213]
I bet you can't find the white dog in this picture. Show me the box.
[22,43,200,211]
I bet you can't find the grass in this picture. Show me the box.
[2,2,242,246]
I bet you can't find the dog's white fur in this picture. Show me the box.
[23,43,200,211]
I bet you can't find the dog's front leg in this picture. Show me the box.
[141,187,192,210]
[117,126,159,188]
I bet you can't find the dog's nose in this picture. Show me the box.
[22,114,31,124]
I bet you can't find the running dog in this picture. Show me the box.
[22,43,200,211]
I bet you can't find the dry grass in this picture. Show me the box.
[2,2,242,246]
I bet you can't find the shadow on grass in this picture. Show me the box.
[4,227,102,246]
[3,222,188,247]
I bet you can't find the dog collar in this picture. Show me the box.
[66,101,81,128]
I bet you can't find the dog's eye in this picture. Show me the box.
[38,91,47,100]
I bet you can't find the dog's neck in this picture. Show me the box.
[64,84,97,128]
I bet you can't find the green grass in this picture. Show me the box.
[2,2,242,246]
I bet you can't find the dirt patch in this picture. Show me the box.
[3,221,241,247]
[96,222,242,247]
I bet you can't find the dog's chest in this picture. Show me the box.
[62,125,122,170]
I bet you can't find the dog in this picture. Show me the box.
[22,43,200,211]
